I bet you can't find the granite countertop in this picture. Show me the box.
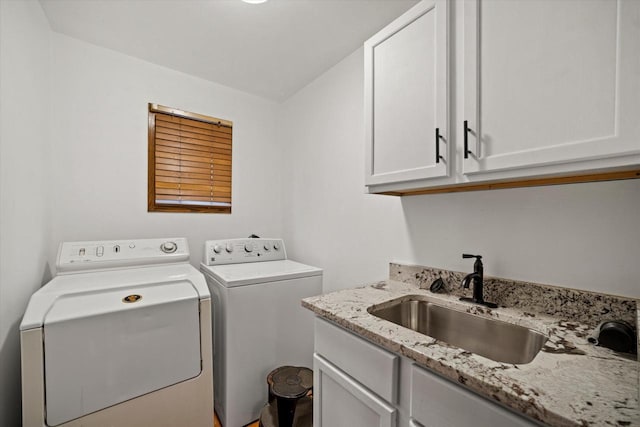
[302,266,639,427]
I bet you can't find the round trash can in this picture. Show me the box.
[259,366,313,427]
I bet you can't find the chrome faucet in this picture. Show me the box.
[460,254,497,308]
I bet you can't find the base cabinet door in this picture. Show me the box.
[462,0,640,180]
[313,354,397,427]
[410,364,540,427]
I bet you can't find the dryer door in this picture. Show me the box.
[43,280,201,426]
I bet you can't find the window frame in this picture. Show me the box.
[147,103,232,214]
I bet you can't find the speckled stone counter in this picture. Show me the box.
[302,264,639,427]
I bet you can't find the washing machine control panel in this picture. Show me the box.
[203,238,286,265]
[57,238,190,273]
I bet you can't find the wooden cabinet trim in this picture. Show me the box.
[374,169,640,196]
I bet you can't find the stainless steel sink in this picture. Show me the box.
[368,297,547,364]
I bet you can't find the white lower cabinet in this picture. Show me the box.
[410,364,539,427]
[314,354,397,427]
[314,317,542,427]
[313,317,398,427]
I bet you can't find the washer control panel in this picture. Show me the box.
[203,238,286,265]
[57,238,189,273]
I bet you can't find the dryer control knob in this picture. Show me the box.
[225,243,233,253]
[160,241,177,253]
[273,243,280,251]
[244,244,253,253]
[263,244,271,251]
[213,244,222,254]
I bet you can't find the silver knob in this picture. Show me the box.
[160,241,177,253]
[273,243,280,251]
[263,244,270,251]
[213,244,222,254]
[244,244,253,253]
[225,243,233,253]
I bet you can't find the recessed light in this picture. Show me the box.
[242,0,268,4]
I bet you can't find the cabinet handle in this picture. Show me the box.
[435,128,444,164]
[464,120,470,159]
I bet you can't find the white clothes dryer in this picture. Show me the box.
[200,238,322,427]
[20,238,213,427]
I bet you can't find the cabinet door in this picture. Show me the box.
[410,364,540,427]
[313,354,397,427]
[365,0,449,187]
[463,0,640,179]
[314,318,398,403]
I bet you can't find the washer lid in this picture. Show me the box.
[43,281,201,425]
[200,259,322,287]
[43,280,198,325]
[20,263,210,331]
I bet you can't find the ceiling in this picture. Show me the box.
[39,0,418,102]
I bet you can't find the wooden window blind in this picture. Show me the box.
[148,104,232,213]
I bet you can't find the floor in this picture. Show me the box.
[214,412,259,427]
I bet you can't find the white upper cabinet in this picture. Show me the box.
[463,0,640,180]
[364,0,449,187]
[366,0,640,194]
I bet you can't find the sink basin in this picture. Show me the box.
[368,297,547,364]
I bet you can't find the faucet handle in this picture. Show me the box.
[462,253,482,260]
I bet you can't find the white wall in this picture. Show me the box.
[280,49,411,293]
[49,34,284,268]
[0,11,286,422]
[280,48,640,298]
[0,1,52,425]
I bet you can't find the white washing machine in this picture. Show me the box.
[200,238,322,427]
[20,238,213,427]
